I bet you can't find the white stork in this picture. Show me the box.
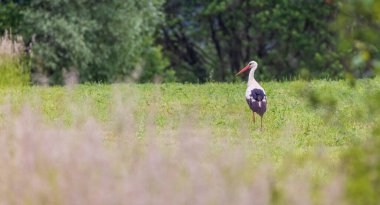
[236,61,267,130]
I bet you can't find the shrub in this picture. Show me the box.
[0,32,29,86]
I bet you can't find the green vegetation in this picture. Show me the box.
[0,32,29,86]
[0,56,29,86]
[1,0,379,84]
[333,0,380,79]
[343,135,380,205]
[0,0,379,204]
[159,0,342,82]
[19,0,165,84]
[0,79,379,203]
[1,80,375,146]
[0,1,25,34]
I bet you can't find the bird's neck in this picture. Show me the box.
[247,69,257,87]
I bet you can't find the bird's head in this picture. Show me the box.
[236,61,258,76]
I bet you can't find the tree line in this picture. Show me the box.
[0,0,378,84]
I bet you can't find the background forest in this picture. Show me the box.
[1,0,379,84]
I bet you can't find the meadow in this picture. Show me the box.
[0,79,379,204]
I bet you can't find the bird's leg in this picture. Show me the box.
[252,112,256,123]
[260,116,263,131]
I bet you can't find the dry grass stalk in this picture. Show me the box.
[0,31,24,57]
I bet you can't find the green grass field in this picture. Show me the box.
[0,79,379,204]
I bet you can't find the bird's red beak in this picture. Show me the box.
[235,65,250,76]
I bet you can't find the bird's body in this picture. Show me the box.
[245,86,267,117]
[236,61,267,130]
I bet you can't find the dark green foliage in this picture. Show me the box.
[2,0,378,83]
[0,1,29,34]
[157,0,343,82]
[20,0,164,84]
[333,0,380,79]
[139,44,176,83]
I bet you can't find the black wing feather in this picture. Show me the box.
[247,88,267,116]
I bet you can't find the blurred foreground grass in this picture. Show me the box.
[0,79,379,204]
